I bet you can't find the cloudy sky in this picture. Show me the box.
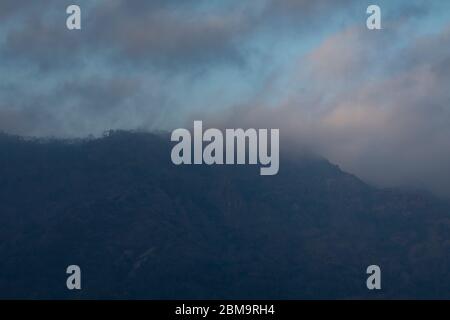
[1,0,450,196]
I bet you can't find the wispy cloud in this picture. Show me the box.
[1,0,450,195]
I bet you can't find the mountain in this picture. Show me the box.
[0,131,449,299]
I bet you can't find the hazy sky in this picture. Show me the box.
[1,0,450,196]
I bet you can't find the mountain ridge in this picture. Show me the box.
[0,130,449,299]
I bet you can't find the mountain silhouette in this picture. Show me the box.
[0,131,449,299]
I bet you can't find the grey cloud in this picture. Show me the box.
[88,4,250,69]
[0,0,43,20]
[1,0,254,72]
[0,0,365,72]
[3,16,84,71]
[207,24,450,197]
[1,1,450,197]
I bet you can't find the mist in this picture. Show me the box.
[1,0,450,196]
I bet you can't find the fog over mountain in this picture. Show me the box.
[1,1,450,197]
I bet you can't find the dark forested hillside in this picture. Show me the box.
[0,131,449,299]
